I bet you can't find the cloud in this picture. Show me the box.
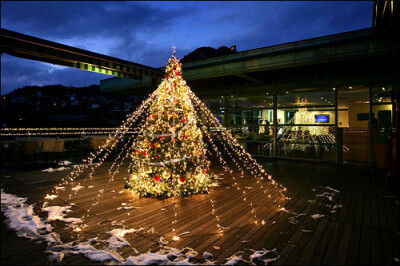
[1,54,106,94]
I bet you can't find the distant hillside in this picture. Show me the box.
[5,84,101,98]
[181,46,237,63]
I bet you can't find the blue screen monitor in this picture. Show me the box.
[315,115,329,123]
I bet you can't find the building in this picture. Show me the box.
[99,1,399,168]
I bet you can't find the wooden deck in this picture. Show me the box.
[1,159,399,265]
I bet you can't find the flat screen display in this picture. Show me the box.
[315,115,329,123]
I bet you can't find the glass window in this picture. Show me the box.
[233,95,273,109]
[372,85,392,103]
[277,125,336,161]
[277,89,335,108]
[277,106,335,125]
[372,104,393,127]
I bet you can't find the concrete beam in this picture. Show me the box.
[0,28,163,81]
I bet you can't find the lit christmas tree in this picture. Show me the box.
[125,48,213,199]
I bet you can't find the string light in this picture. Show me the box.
[41,50,290,246]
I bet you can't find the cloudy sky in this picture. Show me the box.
[1,1,373,94]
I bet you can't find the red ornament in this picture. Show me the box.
[135,150,140,154]
[185,115,188,119]
[164,74,168,79]
[152,114,156,119]
[154,176,160,182]
[193,142,197,145]
[179,176,186,183]
[160,136,165,139]
[154,155,158,159]
[181,119,186,123]
[185,135,189,138]
[175,162,180,166]
[205,169,209,174]
[174,138,177,142]
[143,151,148,156]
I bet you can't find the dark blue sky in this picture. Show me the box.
[1,1,373,95]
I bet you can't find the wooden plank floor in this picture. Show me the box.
[1,159,399,265]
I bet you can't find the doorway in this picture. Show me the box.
[338,86,370,164]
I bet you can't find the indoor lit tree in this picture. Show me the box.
[125,49,213,199]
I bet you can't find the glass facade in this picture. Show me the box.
[206,85,395,164]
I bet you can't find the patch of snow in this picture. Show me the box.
[119,190,125,194]
[42,206,82,224]
[325,186,340,193]
[224,252,246,265]
[315,192,334,201]
[279,207,289,213]
[217,225,230,231]
[288,212,306,224]
[158,236,169,246]
[302,229,312,233]
[203,251,213,259]
[71,185,84,192]
[1,189,59,244]
[58,160,72,166]
[49,240,123,263]
[213,246,220,250]
[106,228,135,250]
[42,167,70,172]
[249,248,279,264]
[88,185,94,189]
[55,186,65,190]
[147,227,156,234]
[311,214,325,221]
[179,231,190,236]
[44,194,58,200]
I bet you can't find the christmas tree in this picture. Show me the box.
[125,48,213,199]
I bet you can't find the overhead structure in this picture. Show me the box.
[0,28,163,81]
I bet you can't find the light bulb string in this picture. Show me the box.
[189,92,289,206]
[190,105,261,225]
[189,91,286,191]
[81,96,159,223]
[82,134,136,222]
[42,90,157,216]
